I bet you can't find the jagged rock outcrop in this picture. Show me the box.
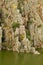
[0,0,43,54]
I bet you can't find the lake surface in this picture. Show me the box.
[0,50,43,65]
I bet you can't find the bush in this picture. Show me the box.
[12,22,20,31]
[19,34,25,41]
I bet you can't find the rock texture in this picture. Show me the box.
[0,0,43,54]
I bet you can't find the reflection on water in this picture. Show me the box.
[0,50,43,65]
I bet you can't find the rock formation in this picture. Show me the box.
[0,0,43,54]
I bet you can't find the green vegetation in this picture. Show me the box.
[18,0,23,13]
[19,34,25,41]
[26,29,31,40]
[12,22,20,31]
[0,9,4,25]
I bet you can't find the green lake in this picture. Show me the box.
[0,50,43,65]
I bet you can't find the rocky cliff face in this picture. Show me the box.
[0,0,43,54]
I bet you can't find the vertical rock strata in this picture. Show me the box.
[0,0,43,54]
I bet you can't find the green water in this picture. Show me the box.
[0,50,43,65]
